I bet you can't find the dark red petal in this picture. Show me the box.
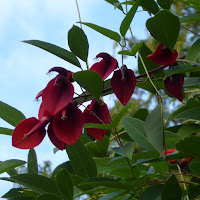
[36,89,43,100]
[147,43,178,66]
[164,74,184,102]
[90,53,118,80]
[47,122,66,150]
[111,67,136,106]
[12,117,46,149]
[42,75,74,116]
[170,160,177,164]
[38,102,51,121]
[185,157,194,163]
[52,103,85,145]
[48,67,73,82]
[84,99,111,140]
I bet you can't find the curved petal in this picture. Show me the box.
[147,43,178,66]
[164,74,184,102]
[90,53,118,80]
[111,66,136,106]
[42,75,74,115]
[48,67,73,82]
[47,123,66,150]
[52,103,85,145]
[84,99,111,140]
[12,117,46,149]
[38,102,51,121]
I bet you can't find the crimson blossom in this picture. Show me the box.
[147,43,184,102]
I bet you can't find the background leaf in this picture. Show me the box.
[146,10,180,50]
[157,0,172,10]
[180,13,200,23]
[122,117,156,151]
[0,159,26,174]
[0,101,25,127]
[28,149,38,174]
[80,22,121,42]
[175,107,200,120]
[112,142,135,160]
[56,168,73,200]
[36,193,61,200]
[73,70,103,102]
[7,174,60,196]
[120,0,142,37]
[66,139,97,178]
[68,25,89,62]
[144,105,164,154]
[161,175,182,200]
[141,0,159,14]
[164,64,200,79]
[104,0,124,12]
[23,40,81,68]
[0,127,13,136]
[185,39,200,62]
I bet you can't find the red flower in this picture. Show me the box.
[147,43,178,66]
[164,149,177,164]
[164,74,184,102]
[47,123,66,150]
[12,117,49,149]
[52,102,85,145]
[180,157,194,168]
[90,53,118,80]
[84,99,111,140]
[42,75,74,116]
[111,65,136,105]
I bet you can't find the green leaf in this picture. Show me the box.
[190,161,200,176]
[157,0,172,10]
[184,77,200,88]
[86,136,110,157]
[84,123,112,130]
[73,70,103,102]
[36,193,62,200]
[180,13,200,23]
[0,101,25,127]
[122,117,156,151]
[178,124,200,139]
[186,39,200,62]
[112,142,135,160]
[144,105,164,154]
[138,43,159,75]
[120,0,142,37]
[118,50,133,56]
[28,149,38,174]
[161,175,182,200]
[112,103,132,127]
[52,161,74,179]
[23,40,81,68]
[99,191,128,200]
[68,25,89,62]
[80,22,121,42]
[176,136,200,157]
[0,127,13,135]
[138,184,163,200]
[175,107,200,120]
[151,161,168,174]
[56,168,73,200]
[7,174,60,196]
[79,177,131,189]
[66,139,97,178]
[146,10,180,50]
[104,0,124,12]
[164,64,200,79]
[141,0,159,14]
[118,42,143,56]
[132,108,149,121]
[0,159,26,174]
[2,188,24,199]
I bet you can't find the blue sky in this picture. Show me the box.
[0,0,149,196]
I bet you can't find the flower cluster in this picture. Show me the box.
[12,52,137,150]
[164,149,194,168]
[12,43,182,150]
[147,43,184,102]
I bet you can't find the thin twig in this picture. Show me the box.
[181,25,200,37]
